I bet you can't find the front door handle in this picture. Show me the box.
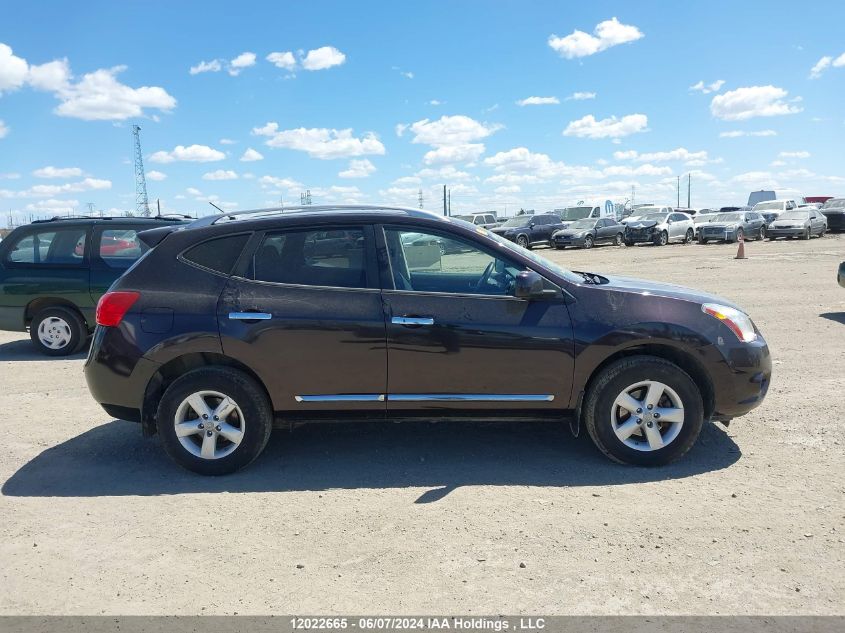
[392,316,434,326]
[229,311,272,321]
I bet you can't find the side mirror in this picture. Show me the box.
[514,271,548,300]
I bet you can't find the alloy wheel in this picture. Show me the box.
[37,316,72,350]
[517,235,529,248]
[610,380,684,451]
[174,390,246,460]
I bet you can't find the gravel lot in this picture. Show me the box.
[1,234,843,615]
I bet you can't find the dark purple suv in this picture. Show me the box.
[84,206,771,475]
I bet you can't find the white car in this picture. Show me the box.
[624,210,695,246]
[620,205,673,225]
[752,198,803,215]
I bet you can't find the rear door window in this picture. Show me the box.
[5,228,87,265]
[249,228,368,289]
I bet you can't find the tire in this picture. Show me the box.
[801,228,810,240]
[759,225,766,240]
[516,235,529,249]
[654,231,668,246]
[614,233,623,246]
[698,235,707,245]
[156,367,273,475]
[684,228,694,244]
[583,235,594,249]
[554,244,565,250]
[583,355,704,466]
[624,239,634,247]
[29,306,87,356]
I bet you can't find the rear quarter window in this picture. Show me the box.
[181,234,250,275]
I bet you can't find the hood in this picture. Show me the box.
[600,274,741,310]
[626,220,659,229]
[701,222,739,230]
[821,208,845,215]
[556,227,589,237]
[490,226,512,234]
[771,218,807,227]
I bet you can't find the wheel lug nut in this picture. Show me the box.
[215,425,221,432]
[202,414,208,419]
[213,416,219,421]
[647,421,654,427]
[198,423,204,429]
[636,408,642,414]
[653,413,660,419]
[206,430,213,437]
[636,418,642,425]
[647,404,653,410]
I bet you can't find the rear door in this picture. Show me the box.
[217,224,388,413]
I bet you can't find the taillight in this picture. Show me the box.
[96,291,140,327]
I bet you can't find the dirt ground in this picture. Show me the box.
[0,234,843,615]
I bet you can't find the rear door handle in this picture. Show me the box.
[392,316,434,326]
[229,312,272,321]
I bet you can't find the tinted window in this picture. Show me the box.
[98,228,146,268]
[5,228,87,265]
[386,228,523,296]
[183,234,250,275]
[250,229,366,288]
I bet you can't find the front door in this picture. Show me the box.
[380,225,574,412]
[217,225,387,414]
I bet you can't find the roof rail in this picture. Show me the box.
[187,204,428,228]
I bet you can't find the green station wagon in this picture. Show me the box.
[0,216,187,355]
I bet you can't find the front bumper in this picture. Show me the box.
[822,212,845,231]
[767,227,805,238]
[625,230,658,243]
[553,235,587,248]
[699,228,738,242]
[710,337,772,420]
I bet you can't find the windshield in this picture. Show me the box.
[453,215,473,222]
[713,213,742,223]
[753,201,783,210]
[640,213,668,222]
[558,206,593,221]
[499,216,533,228]
[568,219,596,230]
[822,198,845,209]
[778,211,809,220]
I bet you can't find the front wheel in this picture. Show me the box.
[801,228,810,240]
[759,225,766,240]
[156,367,273,475]
[654,231,668,246]
[614,233,623,246]
[583,235,594,249]
[583,356,704,466]
[30,306,87,356]
[684,228,694,244]
[624,239,634,247]
[698,235,707,244]
[516,235,529,249]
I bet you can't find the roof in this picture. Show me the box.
[187,205,447,228]
[28,215,188,226]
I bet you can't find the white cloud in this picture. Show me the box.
[613,147,710,163]
[416,165,473,181]
[24,198,79,214]
[220,138,237,145]
[190,59,223,75]
[516,96,559,106]
[563,113,648,139]
[484,147,602,182]
[719,129,777,138]
[202,169,238,180]
[809,56,832,79]
[266,51,296,70]
[339,159,376,178]
[408,115,501,146]
[548,17,643,59]
[400,71,414,79]
[186,187,202,196]
[602,163,672,177]
[0,119,8,138]
[228,52,256,76]
[710,85,802,121]
[6,177,112,198]
[495,185,521,194]
[0,171,19,179]
[28,58,71,91]
[423,144,485,165]
[0,43,28,93]
[392,175,422,186]
[149,144,226,163]
[33,166,83,178]
[146,170,167,181]
[779,150,810,159]
[565,91,596,101]
[301,46,346,71]
[259,175,303,191]
[240,147,264,162]
[428,99,443,106]
[770,160,787,167]
[689,79,725,94]
[252,123,386,159]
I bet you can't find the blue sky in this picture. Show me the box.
[1,0,844,221]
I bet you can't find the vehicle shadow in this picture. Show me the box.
[0,338,88,361]
[2,419,741,501]
[819,312,845,325]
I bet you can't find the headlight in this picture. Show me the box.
[702,303,757,343]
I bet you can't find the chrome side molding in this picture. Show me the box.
[294,394,386,403]
[294,393,554,403]
[391,316,435,326]
[228,312,272,320]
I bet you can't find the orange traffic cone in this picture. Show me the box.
[735,232,747,259]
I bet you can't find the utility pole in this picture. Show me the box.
[443,185,447,216]
[418,188,424,209]
[676,176,680,207]
[157,198,161,216]
[132,125,151,217]
[687,173,691,208]
[448,189,451,215]
[631,185,635,208]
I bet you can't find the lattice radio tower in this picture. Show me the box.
[132,125,151,217]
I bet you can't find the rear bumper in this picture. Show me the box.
[822,213,845,230]
[710,338,772,419]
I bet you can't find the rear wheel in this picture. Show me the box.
[583,356,704,466]
[156,367,273,475]
[30,306,87,356]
